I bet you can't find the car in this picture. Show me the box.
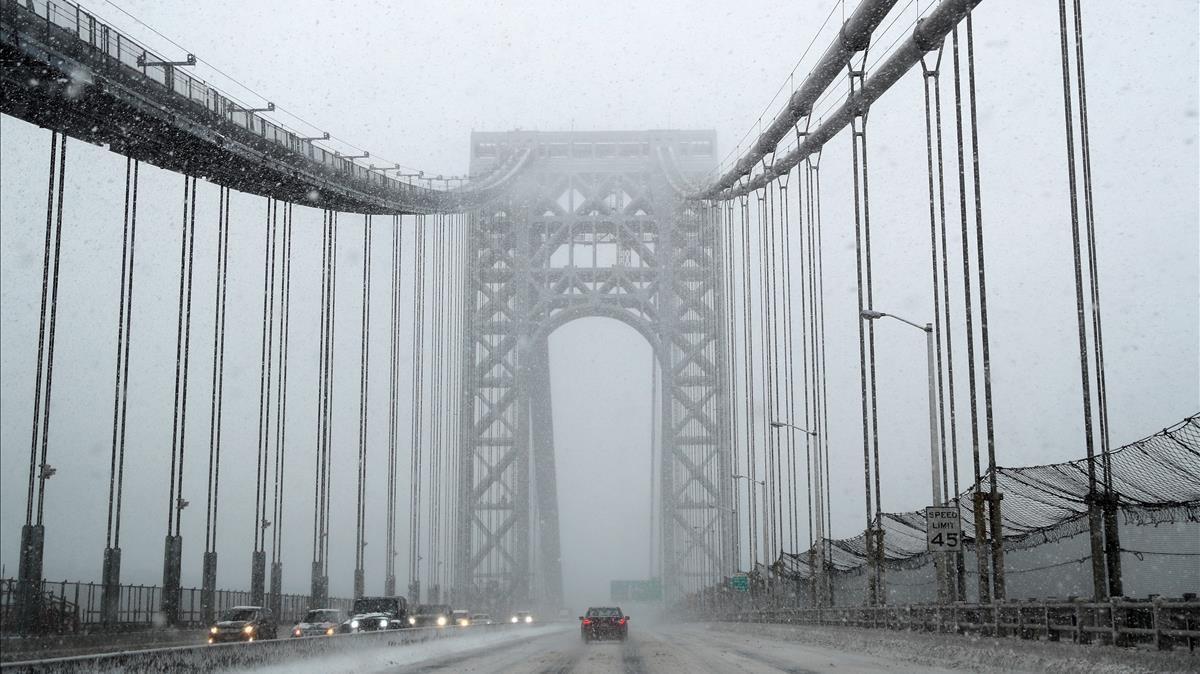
[208,605,277,643]
[291,608,347,637]
[510,610,534,624]
[408,603,453,627]
[341,611,395,633]
[451,610,472,626]
[351,595,408,628]
[579,606,628,642]
[471,613,494,626]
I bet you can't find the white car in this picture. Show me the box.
[510,610,534,624]
[471,613,495,625]
[292,608,347,637]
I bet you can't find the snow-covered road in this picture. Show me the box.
[249,622,959,673]
[244,621,1196,673]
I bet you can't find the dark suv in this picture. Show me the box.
[580,606,628,642]
[409,603,453,627]
[208,606,277,643]
[351,596,408,628]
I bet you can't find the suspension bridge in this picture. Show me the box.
[0,0,1196,664]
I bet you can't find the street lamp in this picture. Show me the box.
[860,308,946,601]
[769,420,817,436]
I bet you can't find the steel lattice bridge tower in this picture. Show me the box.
[455,130,734,609]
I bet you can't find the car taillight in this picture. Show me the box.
[582,619,591,626]
[618,618,626,625]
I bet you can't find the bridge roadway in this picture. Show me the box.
[8,620,1189,673]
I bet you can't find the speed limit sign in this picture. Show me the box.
[925,506,962,551]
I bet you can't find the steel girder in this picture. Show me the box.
[455,131,732,611]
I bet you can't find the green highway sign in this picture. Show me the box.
[729,573,750,592]
[610,579,663,601]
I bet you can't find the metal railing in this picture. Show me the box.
[717,597,1200,651]
[3,0,439,206]
[0,579,352,632]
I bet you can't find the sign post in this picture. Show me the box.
[925,506,961,603]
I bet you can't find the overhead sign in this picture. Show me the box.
[729,573,750,593]
[610,579,662,602]
[925,506,962,551]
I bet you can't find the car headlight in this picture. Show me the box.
[378,619,388,628]
[293,628,301,637]
[243,625,255,634]
[408,617,416,625]
[525,616,533,623]
[350,619,360,629]
[511,616,518,623]
[436,616,447,626]
[210,626,218,634]
[326,627,335,636]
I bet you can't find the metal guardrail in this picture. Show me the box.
[3,0,433,197]
[0,623,514,673]
[716,598,1200,651]
[0,579,351,632]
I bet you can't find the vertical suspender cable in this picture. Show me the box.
[1070,0,1121,598]
[811,156,835,593]
[721,198,742,571]
[254,200,279,557]
[204,187,229,554]
[386,215,402,593]
[271,203,293,575]
[952,25,991,604]
[312,210,331,572]
[105,156,139,551]
[354,214,373,597]
[849,60,882,604]
[777,174,798,555]
[1056,0,1107,601]
[962,10,1006,601]
[409,216,428,597]
[26,130,61,528]
[737,193,758,570]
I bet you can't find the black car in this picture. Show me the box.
[580,606,628,642]
[352,595,408,628]
[208,606,278,643]
[409,603,452,627]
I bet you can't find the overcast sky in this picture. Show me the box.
[1,0,1196,611]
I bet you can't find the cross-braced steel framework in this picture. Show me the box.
[455,130,733,610]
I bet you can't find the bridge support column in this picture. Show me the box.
[16,524,45,633]
[529,337,563,612]
[310,561,328,609]
[972,491,991,603]
[101,546,121,625]
[269,561,282,617]
[201,551,217,624]
[250,549,266,605]
[353,568,364,599]
[1102,493,1123,598]
[384,574,395,597]
[161,534,182,626]
[988,491,1006,600]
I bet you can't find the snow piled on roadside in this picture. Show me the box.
[705,622,1197,674]
[240,624,568,674]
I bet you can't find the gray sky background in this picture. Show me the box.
[1,0,1197,611]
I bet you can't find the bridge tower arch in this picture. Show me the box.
[455,130,734,611]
